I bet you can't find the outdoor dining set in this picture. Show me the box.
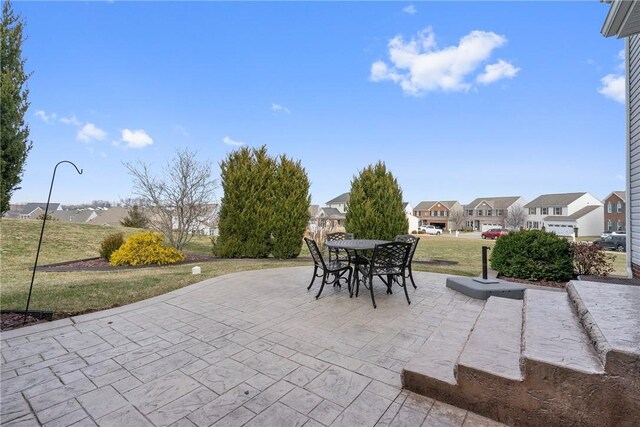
[304,233,419,309]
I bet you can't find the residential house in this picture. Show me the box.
[326,192,349,213]
[320,192,417,234]
[602,1,640,276]
[19,203,62,219]
[524,192,603,236]
[603,191,626,232]
[413,201,463,231]
[464,197,525,232]
[52,209,98,223]
[403,203,420,233]
[89,207,130,227]
[314,207,346,230]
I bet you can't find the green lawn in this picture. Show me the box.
[0,220,627,317]
[0,219,299,316]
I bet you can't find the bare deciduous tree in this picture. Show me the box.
[124,148,217,250]
[449,208,466,231]
[505,205,527,230]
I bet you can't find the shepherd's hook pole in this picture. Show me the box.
[24,161,83,325]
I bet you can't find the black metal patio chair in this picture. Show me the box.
[326,232,354,263]
[394,234,420,289]
[304,237,353,299]
[355,241,411,309]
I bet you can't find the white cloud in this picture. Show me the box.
[271,103,291,114]
[476,59,520,84]
[60,115,82,126]
[35,110,57,123]
[370,27,516,95]
[599,74,625,104]
[77,123,107,142]
[222,136,244,146]
[599,50,626,104]
[120,129,153,148]
[402,5,417,15]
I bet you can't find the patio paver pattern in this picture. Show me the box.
[1,267,504,427]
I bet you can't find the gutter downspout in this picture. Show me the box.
[626,37,633,278]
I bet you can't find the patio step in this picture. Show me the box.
[567,281,640,374]
[401,314,479,401]
[403,282,640,426]
[522,290,604,375]
[457,297,523,382]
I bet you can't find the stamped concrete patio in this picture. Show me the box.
[1,267,503,427]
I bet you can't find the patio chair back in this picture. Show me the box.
[326,232,354,263]
[305,237,326,269]
[369,241,410,276]
[394,234,419,264]
[327,232,354,242]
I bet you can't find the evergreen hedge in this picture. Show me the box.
[490,229,574,282]
[214,146,310,259]
[345,161,407,240]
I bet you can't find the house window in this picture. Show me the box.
[529,208,536,215]
[554,207,562,215]
[607,220,612,231]
[487,209,492,216]
[617,202,623,213]
[444,211,448,217]
[465,220,473,228]
[607,203,612,213]
[468,209,474,216]
[477,210,483,216]
[541,207,548,215]
[496,209,503,216]
[617,220,623,231]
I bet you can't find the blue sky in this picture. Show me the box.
[13,1,625,207]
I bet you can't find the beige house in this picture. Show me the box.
[464,196,526,232]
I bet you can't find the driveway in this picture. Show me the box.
[1,267,502,426]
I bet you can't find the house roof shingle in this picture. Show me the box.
[20,203,60,215]
[465,197,521,210]
[524,193,586,208]
[89,207,129,226]
[326,193,350,205]
[317,207,346,220]
[414,201,460,211]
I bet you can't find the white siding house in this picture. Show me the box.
[524,193,603,236]
[602,0,640,276]
[404,203,420,233]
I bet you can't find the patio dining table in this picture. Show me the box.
[325,239,390,296]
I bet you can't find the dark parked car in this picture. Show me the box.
[594,234,626,252]
[481,228,508,239]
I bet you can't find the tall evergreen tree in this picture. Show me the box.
[271,155,310,259]
[215,146,276,258]
[345,161,407,240]
[1,1,32,215]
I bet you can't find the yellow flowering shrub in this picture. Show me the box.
[109,231,185,266]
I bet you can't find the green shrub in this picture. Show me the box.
[110,231,184,266]
[490,230,574,282]
[120,205,149,228]
[572,242,615,276]
[99,233,124,261]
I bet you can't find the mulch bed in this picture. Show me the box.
[1,312,49,330]
[498,275,567,289]
[37,253,216,272]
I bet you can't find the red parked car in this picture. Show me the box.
[481,228,508,239]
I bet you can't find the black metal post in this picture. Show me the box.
[482,246,490,280]
[24,161,82,325]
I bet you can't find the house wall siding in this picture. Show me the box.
[630,35,640,274]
